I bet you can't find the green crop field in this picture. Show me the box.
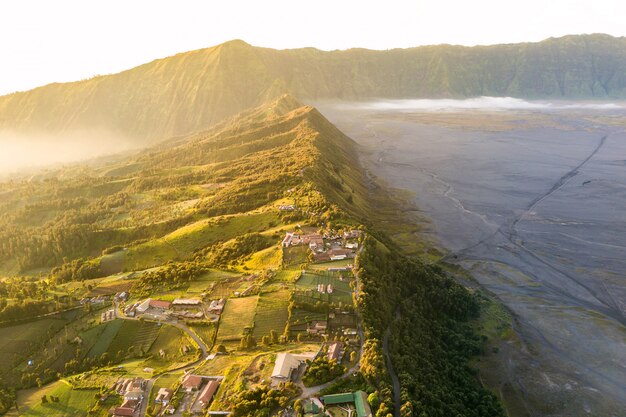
[295,272,353,304]
[217,296,259,342]
[107,320,159,355]
[253,290,290,339]
[289,308,327,327]
[189,323,217,348]
[148,325,190,357]
[0,317,69,372]
[85,319,123,358]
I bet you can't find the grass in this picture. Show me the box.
[187,270,239,294]
[217,296,259,342]
[10,380,102,417]
[123,212,279,271]
[253,290,290,339]
[242,246,282,271]
[283,246,310,268]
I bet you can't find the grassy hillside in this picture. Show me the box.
[0,95,505,416]
[1,34,625,142]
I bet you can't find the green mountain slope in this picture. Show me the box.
[1,34,625,142]
[0,94,505,417]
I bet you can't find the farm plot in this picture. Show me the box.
[105,320,160,357]
[14,380,101,417]
[295,272,353,304]
[217,296,259,342]
[189,323,217,348]
[0,317,68,372]
[253,290,290,339]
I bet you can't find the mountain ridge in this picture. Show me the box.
[1,33,625,143]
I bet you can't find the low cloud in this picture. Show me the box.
[0,129,139,176]
[339,97,626,111]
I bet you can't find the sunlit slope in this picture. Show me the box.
[0,94,368,275]
[1,34,626,142]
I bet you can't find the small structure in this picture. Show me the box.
[343,230,362,239]
[327,342,343,362]
[172,298,202,307]
[197,380,220,408]
[155,388,173,404]
[271,352,317,382]
[320,391,372,417]
[111,406,135,417]
[307,321,328,335]
[124,387,143,401]
[208,299,226,314]
[182,374,204,392]
[136,298,171,313]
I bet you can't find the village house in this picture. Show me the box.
[208,298,226,314]
[343,230,362,239]
[197,380,220,408]
[320,391,372,417]
[172,298,202,308]
[271,352,317,383]
[155,388,173,404]
[136,298,172,314]
[124,387,143,402]
[181,374,204,392]
[327,341,343,362]
[307,320,328,335]
[111,406,135,417]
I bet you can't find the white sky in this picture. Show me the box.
[0,0,625,95]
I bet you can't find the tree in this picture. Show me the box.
[41,395,48,404]
[270,329,278,344]
[216,344,227,354]
[350,351,357,362]
[368,392,380,411]
[261,336,270,346]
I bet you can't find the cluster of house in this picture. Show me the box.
[109,378,145,417]
[282,229,361,263]
[122,297,212,320]
[101,309,115,323]
[303,391,372,417]
[181,374,222,411]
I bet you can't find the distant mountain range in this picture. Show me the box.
[1,34,625,142]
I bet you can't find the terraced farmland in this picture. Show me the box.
[107,320,159,354]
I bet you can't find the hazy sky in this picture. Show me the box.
[1,0,624,95]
